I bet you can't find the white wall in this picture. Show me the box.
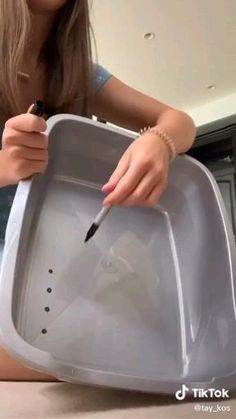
[186,91,236,127]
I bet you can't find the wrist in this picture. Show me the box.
[143,131,171,161]
[138,125,177,162]
[155,134,172,161]
[0,150,9,187]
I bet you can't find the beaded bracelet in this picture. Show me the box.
[138,125,177,162]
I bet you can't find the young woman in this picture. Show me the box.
[0,0,196,380]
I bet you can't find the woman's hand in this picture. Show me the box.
[0,111,48,187]
[102,133,170,207]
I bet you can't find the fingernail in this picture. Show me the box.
[102,184,117,194]
[27,104,35,114]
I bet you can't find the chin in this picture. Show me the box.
[27,0,69,14]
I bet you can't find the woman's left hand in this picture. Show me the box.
[102,133,170,207]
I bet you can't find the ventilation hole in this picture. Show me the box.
[47,287,52,293]
[48,269,53,274]
[44,306,50,312]
[41,329,47,334]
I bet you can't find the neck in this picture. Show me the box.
[24,12,57,70]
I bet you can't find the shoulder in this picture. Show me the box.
[92,62,113,94]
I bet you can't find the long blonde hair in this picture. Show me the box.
[0,0,97,119]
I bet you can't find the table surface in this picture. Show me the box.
[0,382,235,418]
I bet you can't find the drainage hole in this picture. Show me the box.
[47,287,52,293]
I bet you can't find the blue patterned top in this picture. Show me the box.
[0,63,112,241]
[93,63,112,94]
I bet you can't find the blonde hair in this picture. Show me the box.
[0,0,98,119]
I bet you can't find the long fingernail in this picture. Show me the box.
[103,199,111,206]
[102,184,109,191]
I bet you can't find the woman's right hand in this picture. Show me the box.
[0,111,48,187]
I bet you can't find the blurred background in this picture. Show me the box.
[90,0,236,236]
[90,0,236,127]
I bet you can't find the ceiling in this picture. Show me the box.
[90,0,236,115]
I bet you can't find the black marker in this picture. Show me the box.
[84,206,111,243]
[29,100,45,117]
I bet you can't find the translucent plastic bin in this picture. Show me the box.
[0,114,236,394]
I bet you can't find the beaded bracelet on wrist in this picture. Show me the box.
[138,125,177,162]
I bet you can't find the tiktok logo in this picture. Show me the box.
[175,384,190,400]
[175,385,229,400]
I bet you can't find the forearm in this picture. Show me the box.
[156,110,196,155]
